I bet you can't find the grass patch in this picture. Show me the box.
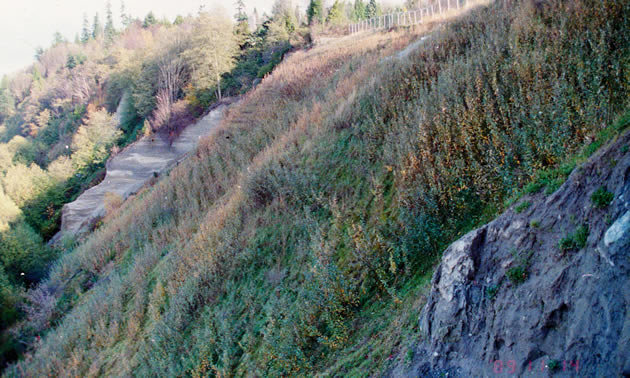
[591,186,614,209]
[7,1,630,376]
[558,224,589,252]
[523,161,576,196]
[514,201,531,214]
[485,282,501,300]
[506,249,534,286]
[506,266,528,285]
[547,359,561,371]
[507,107,630,209]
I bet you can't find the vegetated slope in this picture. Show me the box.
[0,8,308,365]
[392,125,630,377]
[7,0,629,376]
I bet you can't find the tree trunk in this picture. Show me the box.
[214,53,222,100]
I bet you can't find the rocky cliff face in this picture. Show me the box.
[392,130,630,377]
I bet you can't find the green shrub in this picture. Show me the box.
[6,0,630,375]
[558,224,589,252]
[591,186,614,209]
[485,282,501,300]
[530,220,540,229]
[547,359,561,371]
[514,201,531,214]
[506,266,527,285]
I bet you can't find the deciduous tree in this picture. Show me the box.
[71,109,120,169]
[184,12,237,100]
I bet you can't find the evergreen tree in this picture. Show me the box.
[366,0,378,18]
[143,11,157,28]
[120,1,130,27]
[272,0,297,34]
[326,0,345,24]
[0,76,14,123]
[253,7,259,27]
[404,0,420,10]
[52,31,66,46]
[34,47,44,61]
[92,13,103,39]
[353,0,366,20]
[81,14,91,43]
[66,55,77,70]
[307,0,324,25]
[234,0,249,36]
[105,1,116,44]
[235,0,247,22]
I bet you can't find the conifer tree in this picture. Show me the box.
[326,0,344,24]
[120,1,130,27]
[353,0,366,20]
[52,31,66,46]
[81,14,91,43]
[143,11,157,28]
[235,0,247,22]
[105,1,116,44]
[366,0,378,18]
[307,0,324,25]
[92,13,103,39]
[234,0,249,36]
[0,76,14,123]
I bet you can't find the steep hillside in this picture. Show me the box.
[391,126,630,377]
[0,7,308,365]
[5,0,630,376]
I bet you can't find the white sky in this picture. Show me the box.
[0,0,312,77]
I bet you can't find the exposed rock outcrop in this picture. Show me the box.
[391,130,630,377]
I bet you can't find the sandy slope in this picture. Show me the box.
[52,105,228,243]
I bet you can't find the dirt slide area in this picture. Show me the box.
[51,104,229,243]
